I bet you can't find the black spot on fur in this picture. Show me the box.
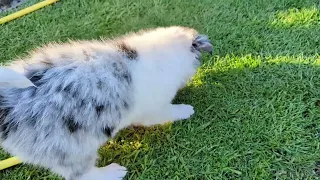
[112,62,118,69]
[27,115,37,127]
[123,72,132,84]
[118,42,138,59]
[63,115,80,133]
[29,74,43,86]
[63,83,73,93]
[56,85,63,92]
[65,68,74,73]
[27,69,48,86]
[95,105,104,117]
[44,132,49,138]
[0,94,15,140]
[0,108,9,124]
[0,96,7,121]
[112,61,125,72]
[97,80,102,89]
[103,126,114,137]
[63,82,78,98]
[1,120,18,140]
[71,91,79,98]
[0,0,13,7]
[112,72,118,79]
[123,101,129,109]
[112,71,132,84]
[79,100,86,108]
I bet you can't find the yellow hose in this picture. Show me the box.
[0,156,22,170]
[0,0,60,25]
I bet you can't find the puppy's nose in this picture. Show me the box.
[192,34,213,55]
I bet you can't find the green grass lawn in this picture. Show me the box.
[1,0,320,179]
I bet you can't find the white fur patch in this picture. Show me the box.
[79,163,127,180]
[0,67,35,88]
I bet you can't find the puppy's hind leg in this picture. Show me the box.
[49,154,126,180]
[138,104,195,126]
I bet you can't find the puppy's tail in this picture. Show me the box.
[0,67,35,88]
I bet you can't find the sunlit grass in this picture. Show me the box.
[272,6,319,28]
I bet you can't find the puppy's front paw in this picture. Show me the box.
[101,163,127,180]
[79,163,127,180]
[171,104,195,120]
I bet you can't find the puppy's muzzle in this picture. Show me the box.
[192,35,213,55]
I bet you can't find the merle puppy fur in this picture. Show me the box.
[0,26,213,180]
[0,0,13,7]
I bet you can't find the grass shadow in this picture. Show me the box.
[168,55,320,179]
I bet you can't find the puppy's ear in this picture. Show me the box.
[0,67,36,88]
